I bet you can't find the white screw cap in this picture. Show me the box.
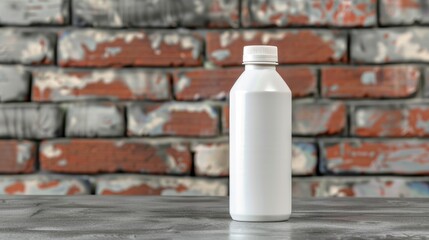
[243,45,278,64]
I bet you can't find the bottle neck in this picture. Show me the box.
[244,64,276,70]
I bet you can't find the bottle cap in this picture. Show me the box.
[243,45,278,64]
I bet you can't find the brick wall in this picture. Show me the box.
[0,0,428,197]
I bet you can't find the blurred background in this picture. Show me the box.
[0,0,428,197]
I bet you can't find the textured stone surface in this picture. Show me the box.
[127,102,219,137]
[293,177,429,197]
[352,104,429,137]
[0,104,63,139]
[0,0,68,25]
[0,65,30,102]
[352,28,429,63]
[65,103,124,137]
[242,0,376,27]
[380,0,429,25]
[206,30,347,66]
[32,69,171,101]
[96,175,228,196]
[322,65,420,98]
[40,139,191,174]
[73,0,239,28]
[0,140,36,173]
[0,175,90,195]
[293,101,346,136]
[1,197,429,239]
[192,142,229,177]
[0,30,54,65]
[173,67,316,100]
[320,139,429,175]
[292,142,317,175]
[58,30,203,67]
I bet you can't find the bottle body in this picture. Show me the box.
[229,65,291,222]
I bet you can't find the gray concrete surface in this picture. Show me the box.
[0,196,427,239]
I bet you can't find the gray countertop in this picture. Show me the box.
[0,196,428,239]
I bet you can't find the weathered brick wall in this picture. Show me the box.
[0,0,428,197]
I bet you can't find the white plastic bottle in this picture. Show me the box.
[229,45,291,222]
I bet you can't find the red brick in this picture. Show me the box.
[0,175,90,195]
[58,30,203,67]
[0,141,35,173]
[353,104,429,137]
[242,0,376,27]
[32,69,171,101]
[173,67,316,100]
[206,30,347,66]
[293,102,346,135]
[321,140,429,175]
[222,104,229,133]
[40,139,192,174]
[293,177,429,197]
[322,66,420,98]
[96,175,228,196]
[127,103,219,137]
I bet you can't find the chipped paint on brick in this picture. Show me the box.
[65,103,124,137]
[242,0,376,27]
[73,0,239,28]
[96,175,228,196]
[322,66,420,98]
[41,143,63,158]
[40,139,192,174]
[353,104,429,137]
[59,30,144,62]
[361,71,377,85]
[211,50,231,61]
[207,30,347,66]
[380,0,429,25]
[127,103,219,136]
[352,28,429,63]
[293,177,429,197]
[16,142,33,165]
[0,175,90,195]
[292,142,317,175]
[0,140,35,173]
[58,30,203,67]
[0,65,30,102]
[173,68,242,101]
[293,102,346,135]
[175,74,192,95]
[321,140,429,174]
[0,104,63,139]
[194,143,229,177]
[0,0,68,25]
[0,30,54,64]
[33,69,170,101]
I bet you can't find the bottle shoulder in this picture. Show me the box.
[230,69,291,93]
